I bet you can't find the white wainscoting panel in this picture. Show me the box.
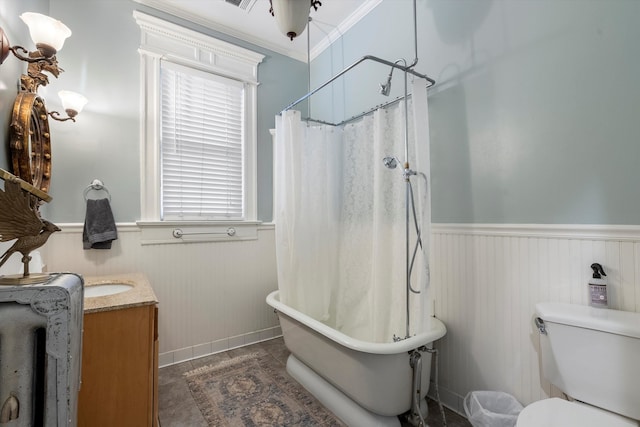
[39,222,640,410]
[430,224,640,415]
[40,224,279,367]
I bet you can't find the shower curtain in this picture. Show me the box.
[274,79,431,343]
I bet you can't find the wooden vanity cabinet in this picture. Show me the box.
[78,303,159,426]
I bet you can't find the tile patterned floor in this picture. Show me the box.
[158,337,471,427]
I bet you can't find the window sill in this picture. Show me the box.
[136,220,262,245]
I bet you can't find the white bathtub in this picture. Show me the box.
[266,290,447,426]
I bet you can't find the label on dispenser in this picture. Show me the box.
[589,284,608,307]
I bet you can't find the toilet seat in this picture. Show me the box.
[516,398,638,427]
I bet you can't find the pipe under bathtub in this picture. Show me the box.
[408,349,425,426]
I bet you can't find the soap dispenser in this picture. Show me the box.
[589,263,608,308]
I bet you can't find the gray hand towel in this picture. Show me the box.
[83,198,118,249]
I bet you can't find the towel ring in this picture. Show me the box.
[83,179,111,201]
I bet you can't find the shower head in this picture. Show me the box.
[379,73,392,96]
[382,156,399,169]
[379,59,406,97]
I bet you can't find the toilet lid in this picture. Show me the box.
[517,398,638,427]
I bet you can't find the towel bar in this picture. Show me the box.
[172,227,236,239]
[83,179,111,201]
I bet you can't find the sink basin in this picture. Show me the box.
[84,283,134,298]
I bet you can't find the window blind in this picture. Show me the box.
[160,61,245,220]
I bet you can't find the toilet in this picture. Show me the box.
[517,302,640,426]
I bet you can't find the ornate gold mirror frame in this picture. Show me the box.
[10,92,52,193]
[6,44,64,193]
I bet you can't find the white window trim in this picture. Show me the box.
[134,11,264,240]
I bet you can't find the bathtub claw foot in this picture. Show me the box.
[0,395,19,422]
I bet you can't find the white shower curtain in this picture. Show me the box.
[274,79,431,343]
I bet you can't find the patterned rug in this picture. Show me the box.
[184,352,346,426]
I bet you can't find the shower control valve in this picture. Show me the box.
[403,168,417,180]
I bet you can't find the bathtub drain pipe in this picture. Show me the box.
[425,347,448,427]
[407,350,426,426]
[407,346,448,427]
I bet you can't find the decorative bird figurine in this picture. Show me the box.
[0,171,59,279]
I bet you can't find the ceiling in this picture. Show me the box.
[133,0,382,62]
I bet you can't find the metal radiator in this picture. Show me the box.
[0,273,83,426]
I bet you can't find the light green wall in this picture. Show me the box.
[311,0,640,225]
[1,0,307,222]
[44,0,141,222]
[5,0,639,225]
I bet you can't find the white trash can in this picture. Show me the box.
[463,390,524,427]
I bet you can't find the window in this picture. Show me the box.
[160,62,245,220]
[135,12,264,242]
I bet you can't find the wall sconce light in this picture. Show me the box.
[51,90,88,122]
[0,12,87,194]
[0,12,71,64]
[269,0,322,41]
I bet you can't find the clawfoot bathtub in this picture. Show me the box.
[266,290,446,426]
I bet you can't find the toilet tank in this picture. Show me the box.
[535,302,640,421]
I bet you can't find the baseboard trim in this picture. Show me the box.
[158,325,282,368]
[427,385,468,419]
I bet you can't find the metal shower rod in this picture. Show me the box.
[281,54,434,116]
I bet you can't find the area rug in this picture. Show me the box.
[184,352,346,426]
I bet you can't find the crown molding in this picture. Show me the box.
[309,0,383,60]
[133,0,383,63]
[134,0,306,61]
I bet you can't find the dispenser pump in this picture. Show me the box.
[589,263,608,308]
[591,263,607,279]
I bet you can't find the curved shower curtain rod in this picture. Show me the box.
[280,0,435,127]
[282,55,435,114]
